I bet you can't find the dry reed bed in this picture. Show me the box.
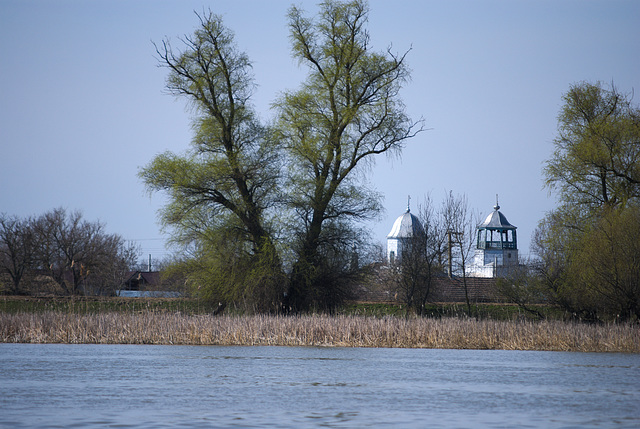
[1,312,638,352]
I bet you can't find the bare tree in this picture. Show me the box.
[442,192,478,317]
[495,258,546,319]
[417,197,448,309]
[86,239,140,296]
[32,208,137,295]
[388,231,426,313]
[0,214,35,295]
[388,196,447,314]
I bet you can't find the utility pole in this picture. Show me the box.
[447,230,461,278]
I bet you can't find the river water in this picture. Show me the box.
[0,344,638,428]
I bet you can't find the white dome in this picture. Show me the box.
[387,210,425,239]
[478,203,516,230]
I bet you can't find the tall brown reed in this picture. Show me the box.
[1,312,638,352]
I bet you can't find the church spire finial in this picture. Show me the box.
[494,194,500,211]
[407,195,411,212]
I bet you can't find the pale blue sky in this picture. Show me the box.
[1,0,638,263]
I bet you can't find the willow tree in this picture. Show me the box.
[275,0,423,311]
[544,81,640,210]
[535,81,640,320]
[140,12,285,311]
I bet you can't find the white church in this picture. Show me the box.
[386,197,518,278]
[385,199,425,265]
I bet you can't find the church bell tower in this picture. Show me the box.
[471,197,518,277]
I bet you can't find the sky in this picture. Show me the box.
[1,0,639,265]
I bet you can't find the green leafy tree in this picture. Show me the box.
[570,206,640,320]
[544,81,640,210]
[536,81,640,321]
[531,208,584,314]
[275,0,423,311]
[141,2,422,312]
[140,12,285,311]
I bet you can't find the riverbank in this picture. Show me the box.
[1,311,638,352]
